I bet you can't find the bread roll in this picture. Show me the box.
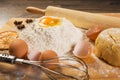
[95,28,120,66]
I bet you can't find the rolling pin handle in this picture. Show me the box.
[26,6,45,15]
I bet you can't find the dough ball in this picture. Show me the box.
[95,28,120,66]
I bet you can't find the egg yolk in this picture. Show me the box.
[39,17,60,28]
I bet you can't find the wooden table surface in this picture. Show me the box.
[0,0,120,80]
[0,0,120,27]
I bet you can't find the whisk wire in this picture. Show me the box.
[0,53,89,80]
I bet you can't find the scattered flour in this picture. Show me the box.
[88,53,120,78]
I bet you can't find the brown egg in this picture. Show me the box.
[86,25,103,41]
[38,50,59,70]
[9,39,28,58]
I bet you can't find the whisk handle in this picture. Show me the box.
[0,54,16,64]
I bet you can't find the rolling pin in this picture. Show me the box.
[26,6,120,29]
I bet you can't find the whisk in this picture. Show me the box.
[0,53,89,80]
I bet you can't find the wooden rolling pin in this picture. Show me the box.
[26,6,120,29]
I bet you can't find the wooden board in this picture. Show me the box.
[0,13,120,80]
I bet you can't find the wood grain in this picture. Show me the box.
[0,0,120,27]
[0,13,120,80]
[0,0,120,80]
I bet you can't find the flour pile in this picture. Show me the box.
[19,16,83,56]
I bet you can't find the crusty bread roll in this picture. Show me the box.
[95,28,120,66]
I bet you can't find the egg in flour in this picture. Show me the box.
[19,16,83,56]
[39,16,61,27]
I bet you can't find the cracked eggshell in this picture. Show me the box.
[27,50,41,61]
[73,40,92,58]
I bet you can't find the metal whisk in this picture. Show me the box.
[0,53,89,80]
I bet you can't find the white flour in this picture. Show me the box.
[19,16,83,56]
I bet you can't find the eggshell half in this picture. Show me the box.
[73,40,92,58]
[27,50,41,61]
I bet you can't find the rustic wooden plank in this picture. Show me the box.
[0,13,120,80]
[0,0,120,79]
[0,0,120,26]
[0,0,120,12]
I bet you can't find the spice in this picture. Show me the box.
[26,19,33,23]
[14,20,23,26]
[14,20,25,30]
[17,24,25,30]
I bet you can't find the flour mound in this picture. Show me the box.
[19,16,83,56]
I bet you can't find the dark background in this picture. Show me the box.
[0,0,120,26]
